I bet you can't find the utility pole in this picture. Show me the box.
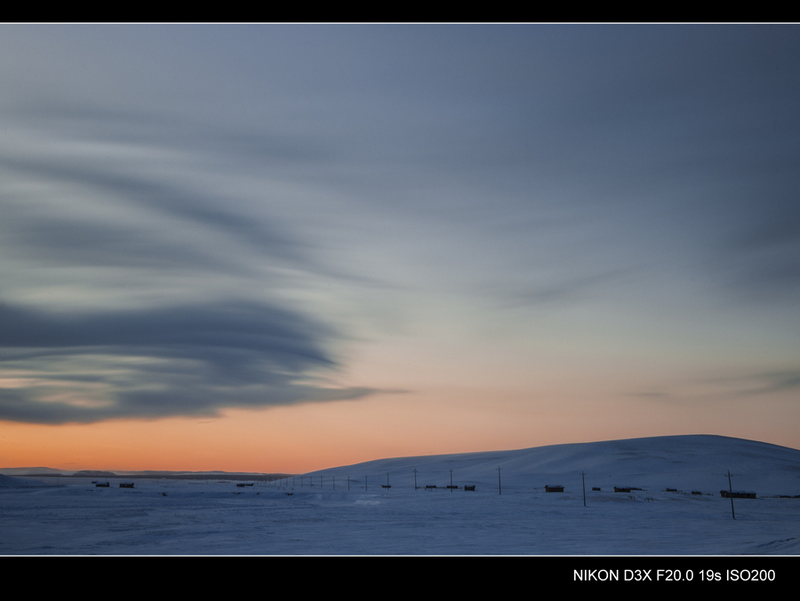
[580,471,586,507]
[727,470,736,520]
[497,467,502,495]
[413,469,418,490]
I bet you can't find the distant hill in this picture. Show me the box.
[72,470,119,478]
[0,467,67,477]
[126,471,291,481]
[0,466,291,481]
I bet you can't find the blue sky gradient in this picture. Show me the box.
[1,24,798,469]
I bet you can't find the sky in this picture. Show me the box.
[1,23,799,474]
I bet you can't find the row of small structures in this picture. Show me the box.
[91,474,795,500]
[92,478,760,497]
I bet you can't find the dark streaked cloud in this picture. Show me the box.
[0,300,371,424]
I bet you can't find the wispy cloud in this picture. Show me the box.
[731,370,800,398]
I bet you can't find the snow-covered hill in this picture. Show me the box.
[301,434,800,498]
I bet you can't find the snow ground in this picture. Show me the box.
[2,435,799,556]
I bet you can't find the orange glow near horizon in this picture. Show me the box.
[3,384,800,475]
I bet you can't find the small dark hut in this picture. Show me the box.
[720,490,756,499]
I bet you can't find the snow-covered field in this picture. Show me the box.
[2,435,800,556]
